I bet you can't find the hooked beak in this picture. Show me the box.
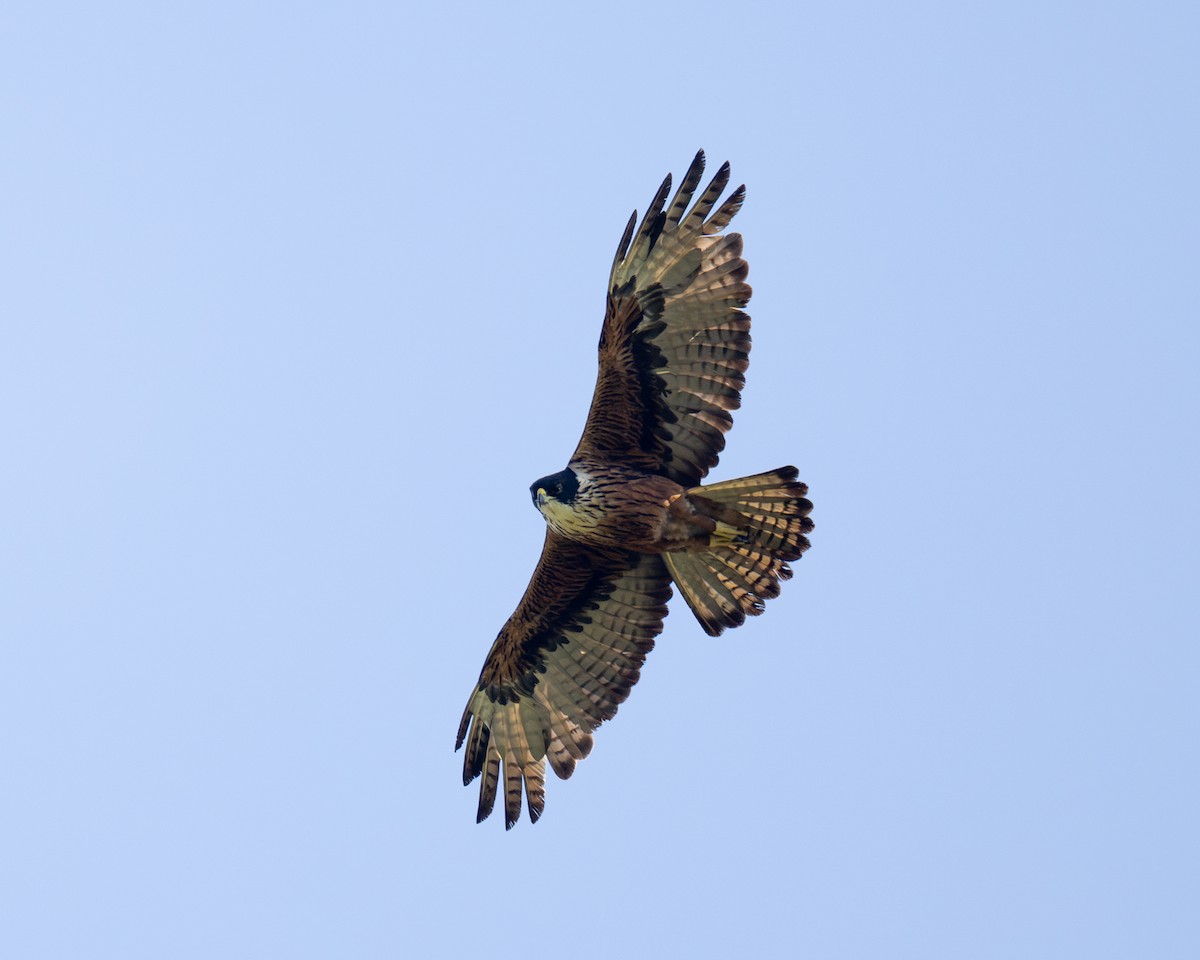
[534,488,548,509]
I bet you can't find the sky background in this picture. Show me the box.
[2,2,1197,958]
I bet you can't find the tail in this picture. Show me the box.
[663,467,813,636]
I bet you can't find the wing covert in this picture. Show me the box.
[573,150,753,486]
[456,531,671,828]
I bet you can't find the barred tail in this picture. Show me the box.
[664,467,813,636]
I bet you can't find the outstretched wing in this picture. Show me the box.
[573,150,752,487]
[456,532,671,828]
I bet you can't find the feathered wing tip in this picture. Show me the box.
[664,467,813,635]
[611,150,747,277]
[457,694,552,830]
[705,184,745,233]
[596,151,753,486]
[684,160,732,232]
[457,674,627,828]
[624,173,671,274]
[611,210,638,274]
[666,150,706,225]
[458,690,627,826]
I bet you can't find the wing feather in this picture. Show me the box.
[682,160,731,231]
[457,532,671,828]
[665,151,706,226]
[573,150,753,485]
[610,211,637,274]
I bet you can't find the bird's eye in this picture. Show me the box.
[551,483,562,495]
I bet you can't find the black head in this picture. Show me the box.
[530,467,580,507]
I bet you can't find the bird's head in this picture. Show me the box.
[530,468,580,514]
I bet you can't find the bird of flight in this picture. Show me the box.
[456,151,814,828]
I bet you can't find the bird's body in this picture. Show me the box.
[533,462,705,552]
[456,152,814,828]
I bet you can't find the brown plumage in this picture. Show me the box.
[456,151,814,828]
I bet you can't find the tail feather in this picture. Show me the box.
[692,466,813,559]
[666,467,812,636]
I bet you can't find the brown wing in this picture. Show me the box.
[572,150,752,487]
[456,532,671,828]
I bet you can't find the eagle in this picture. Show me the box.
[456,151,814,828]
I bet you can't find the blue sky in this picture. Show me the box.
[2,2,1197,957]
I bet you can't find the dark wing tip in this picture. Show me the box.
[454,703,472,751]
[612,209,638,269]
[701,618,726,637]
[652,172,672,211]
[476,787,496,824]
